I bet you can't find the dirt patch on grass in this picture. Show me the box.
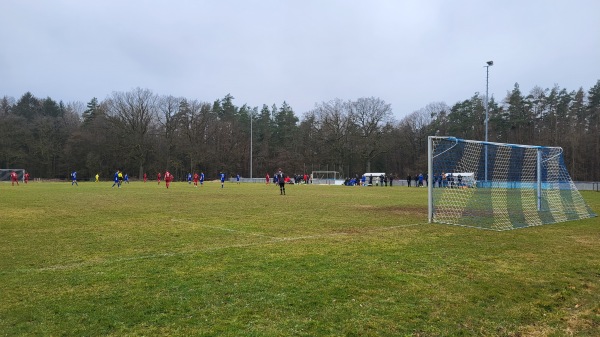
[376,206,427,217]
[572,235,600,247]
[356,204,427,217]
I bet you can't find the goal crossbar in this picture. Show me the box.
[428,136,596,231]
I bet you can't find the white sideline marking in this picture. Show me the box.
[13,221,425,273]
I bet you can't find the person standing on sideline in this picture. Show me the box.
[220,172,226,188]
[10,171,19,186]
[24,172,30,184]
[236,174,240,184]
[157,172,162,185]
[389,174,393,187]
[95,173,99,183]
[277,169,286,195]
[71,171,78,186]
[143,172,147,183]
[407,174,412,187]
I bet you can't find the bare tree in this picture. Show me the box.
[156,95,184,170]
[179,99,214,173]
[312,99,353,173]
[106,88,158,178]
[399,108,431,171]
[350,97,393,172]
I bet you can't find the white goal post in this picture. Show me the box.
[428,136,596,230]
[0,169,26,183]
[311,171,342,185]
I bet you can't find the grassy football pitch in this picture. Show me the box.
[1,181,599,336]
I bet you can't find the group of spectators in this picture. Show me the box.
[267,173,310,185]
[345,174,395,187]
[407,173,427,187]
[406,172,465,188]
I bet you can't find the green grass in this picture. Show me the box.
[1,181,599,336]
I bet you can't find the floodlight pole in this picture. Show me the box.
[484,61,493,183]
[250,110,253,179]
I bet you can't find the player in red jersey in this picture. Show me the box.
[164,170,172,189]
[193,172,199,187]
[10,171,19,186]
[24,172,30,184]
[157,172,162,185]
[266,173,270,185]
[143,173,147,183]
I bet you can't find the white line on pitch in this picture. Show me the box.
[13,222,425,273]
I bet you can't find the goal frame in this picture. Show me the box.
[0,169,26,183]
[427,136,596,230]
[311,170,341,185]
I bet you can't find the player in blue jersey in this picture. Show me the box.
[187,173,192,184]
[112,170,121,188]
[200,172,205,186]
[236,174,240,184]
[71,171,78,186]
[220,172,225,188]
[124,173,129,184]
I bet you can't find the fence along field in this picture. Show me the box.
[0,181,599,336]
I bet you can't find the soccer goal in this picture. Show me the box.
[428,136,596,231]
[311,171,342,185]
[0,169,25,183]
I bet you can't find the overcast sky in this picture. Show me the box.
[1,1,599,120]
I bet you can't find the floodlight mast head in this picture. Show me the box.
[487,61,493,66]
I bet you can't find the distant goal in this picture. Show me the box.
[311,171,342,185]
[428,137,596,231]
[0,169,25,183]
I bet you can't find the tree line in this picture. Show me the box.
[1,80,599,181]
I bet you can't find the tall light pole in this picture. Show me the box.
[250,110,253,179]
[484,60,493,183]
